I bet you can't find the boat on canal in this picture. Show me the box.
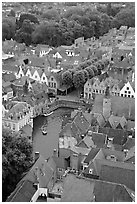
[43,111,53,117]
[41,125,47,135]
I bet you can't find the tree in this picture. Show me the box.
[73,71,85,95]
[18,13,39,28]
[85,67,95,79]
[2,18,16,41]
[62,71,73,87]
[2,128,33,201]
[41,9,60,21]
[82,69,89,82]
[111,7,135,28]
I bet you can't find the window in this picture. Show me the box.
[58,168,63,172]
[49,82,50,87]
[128,91,131,94]
[125,91,127,93]
[35,75,37,78]
[51,77,54,81]
[132,95,134,98]
[85,93,88,98]
[43,77,45,80]
[54,83,56,88]
[13,123,16,130]
[89,169,93,174]
[127,87,129,90]
[128,95,130,98]
[96,90,98,93]
[100,90,101,93]
[124,94,127,97]
[121,94,123,97]
[89,88,91,92]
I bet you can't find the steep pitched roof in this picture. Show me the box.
[61,174,133,202]
[99,160,135,191]
[93,95,135,120]
[73,112,90,135]
[53,156,68,169]
[124,146,135,164]
[87,132,107,148]
[2,73,16,82]
[21,155,53,188]
[99,127,127,145]
[123,138,135,150]
[83,148,100,164]
[6,180,36,202]
[2,64,19,73]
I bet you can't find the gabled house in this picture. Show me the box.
[120,81,135,98]
[17,66,25,78]
[2,64,20,78]
[82,148,135,191]
[61,174,134,202]
[2,101,33,132]
[105,115,127,129]
[48,73,60,94]
[92,94,135,121]
[84,78,94,99]
[124,146,135,164]
[6,153,56,202]
[2,81,13,102]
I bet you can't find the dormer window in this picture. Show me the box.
[89,168,93,174]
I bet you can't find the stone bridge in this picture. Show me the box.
[33,99,93,118]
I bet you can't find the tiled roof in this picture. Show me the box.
[87,132,107,148]
[61,174,133,202]
[83,148,100,164]
[73,112,90,135]
[126,120,135,131]
[53,156,68,169]
[21,155,53,188]
[99,160,135,191]
[124,146,135,164]
[5,102,31,120]
[99,127,127,145]
[2,64,19,73]
[12,76,34,86]
[123,138,135,150]
[92,95,135,120]
[2,73,16,82]
[6,180,36,202]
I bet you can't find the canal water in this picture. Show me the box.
[32,108,73,159]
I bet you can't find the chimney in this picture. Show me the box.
[53,149,58,157]
[34,152,40,162]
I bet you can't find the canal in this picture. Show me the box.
[32,108,73,159]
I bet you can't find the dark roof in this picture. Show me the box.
[99,127,127,145]
[20,155,54,188]
[2,73,16,82]
[6,180,36,202]
[123,138,135,150]
[61,174,133,202]
[73,112,90,135]
[2,64,19,73]
[84,148,100,164]
[91,132,107,148]
[53,156,68,169]
[100,163,135,191]
[92,95,135,120]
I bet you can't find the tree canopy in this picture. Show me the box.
[2,128,33,201]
